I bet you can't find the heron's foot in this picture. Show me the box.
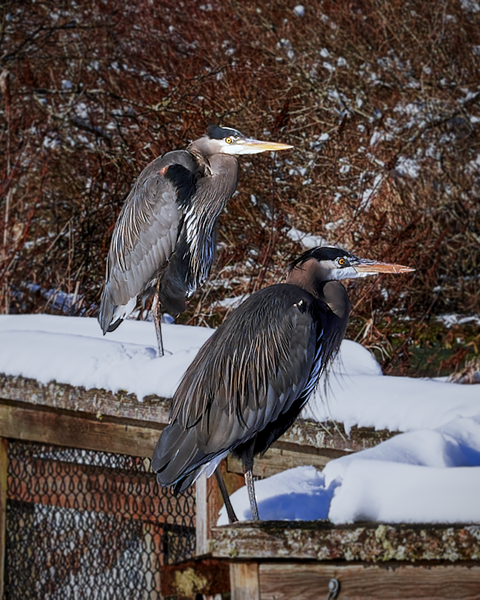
[245,469,259,521]
[152,300,165,357]
[156,348,172,358]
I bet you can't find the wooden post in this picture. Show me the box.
[195,473,208,556]
[196,461,244,556]
[196,472,219,556]
[230,562,260,600]
[0,437,8,599]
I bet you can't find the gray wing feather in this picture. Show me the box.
[99,151,198,332]
[172,285,316,455]
[152,286,317,486]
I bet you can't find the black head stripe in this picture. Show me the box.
[207,124,244,140]
[288,246,354,270]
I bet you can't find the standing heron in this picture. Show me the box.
[152,246,413,522]
[98,125,293,356]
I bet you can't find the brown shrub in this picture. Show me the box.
[1,0,479,374]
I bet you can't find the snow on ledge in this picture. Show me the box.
[1,314,479,526]
[0,314,213,400]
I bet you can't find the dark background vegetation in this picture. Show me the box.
[1,0,479,378]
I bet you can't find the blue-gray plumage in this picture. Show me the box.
[152,246,413,521]
[98,125,293,356]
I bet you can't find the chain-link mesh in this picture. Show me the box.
[3,440,196,599]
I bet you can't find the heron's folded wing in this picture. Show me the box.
[170,284,319,454]
[104,150,199,307]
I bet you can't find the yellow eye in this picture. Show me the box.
[225,137,233,144]
[338,258,346,266]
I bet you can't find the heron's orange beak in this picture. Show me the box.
[353,260,415,275]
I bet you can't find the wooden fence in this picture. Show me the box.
[1,373,479,599]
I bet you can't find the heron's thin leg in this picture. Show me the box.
[152,284,164,358]
[215,468,238,524]
[244,469,259,521]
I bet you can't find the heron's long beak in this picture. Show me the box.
[353,259,415,275]
[241,138,294,153]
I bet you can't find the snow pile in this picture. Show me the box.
[305,340,480,434]
[219,416,480,524]
[0,314,213,399]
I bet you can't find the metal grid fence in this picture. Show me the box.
[3,440,196,599]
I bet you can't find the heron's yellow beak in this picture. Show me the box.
[241,139,294,153]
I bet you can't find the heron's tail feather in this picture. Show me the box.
[106,318,123,333]
[98,287,136,334]
[98,288,116,334]
[152,422,214,493]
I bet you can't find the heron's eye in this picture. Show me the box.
[225,137,233,144]
[337,258,347,266]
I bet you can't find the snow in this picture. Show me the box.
[395,156,421,178]
[293,5,305,17]
[286,227,329,249]
[1,314,479,526]
[305,348,480,434]
[0,314,213,399]
[436,313,480,328]
[219,413,480,524]
[218,342,480,524]
[210,295,249,310]
[459,0,480,13]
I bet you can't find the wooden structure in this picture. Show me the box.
[1,372,479,599]
[163,521,480,599]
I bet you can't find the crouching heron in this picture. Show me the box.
[152,246,413,521]
[98,125,292,356]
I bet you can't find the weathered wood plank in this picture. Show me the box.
[0,373,170,423]
[0,374,400,454]
[259,562,480,599]
[209,521,480,562]
[0,399,164,457]
[161,558,230,597]
[196,473,209,557]
[0,437,7,600]
[282,419,399,452]
[230,562,260,600]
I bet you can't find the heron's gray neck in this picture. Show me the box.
[183,152,238,286]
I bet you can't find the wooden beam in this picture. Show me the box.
[0,399,164,458]
[282,418,398,452]
[0,437,7,600]
[210,521,480,562]
[259,562,480,599]
[0,374,400,454]
[0,374,170,424]
[195,473,209,557]
[230,562,260,600]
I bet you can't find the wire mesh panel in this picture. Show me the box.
[3,440,196,599]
